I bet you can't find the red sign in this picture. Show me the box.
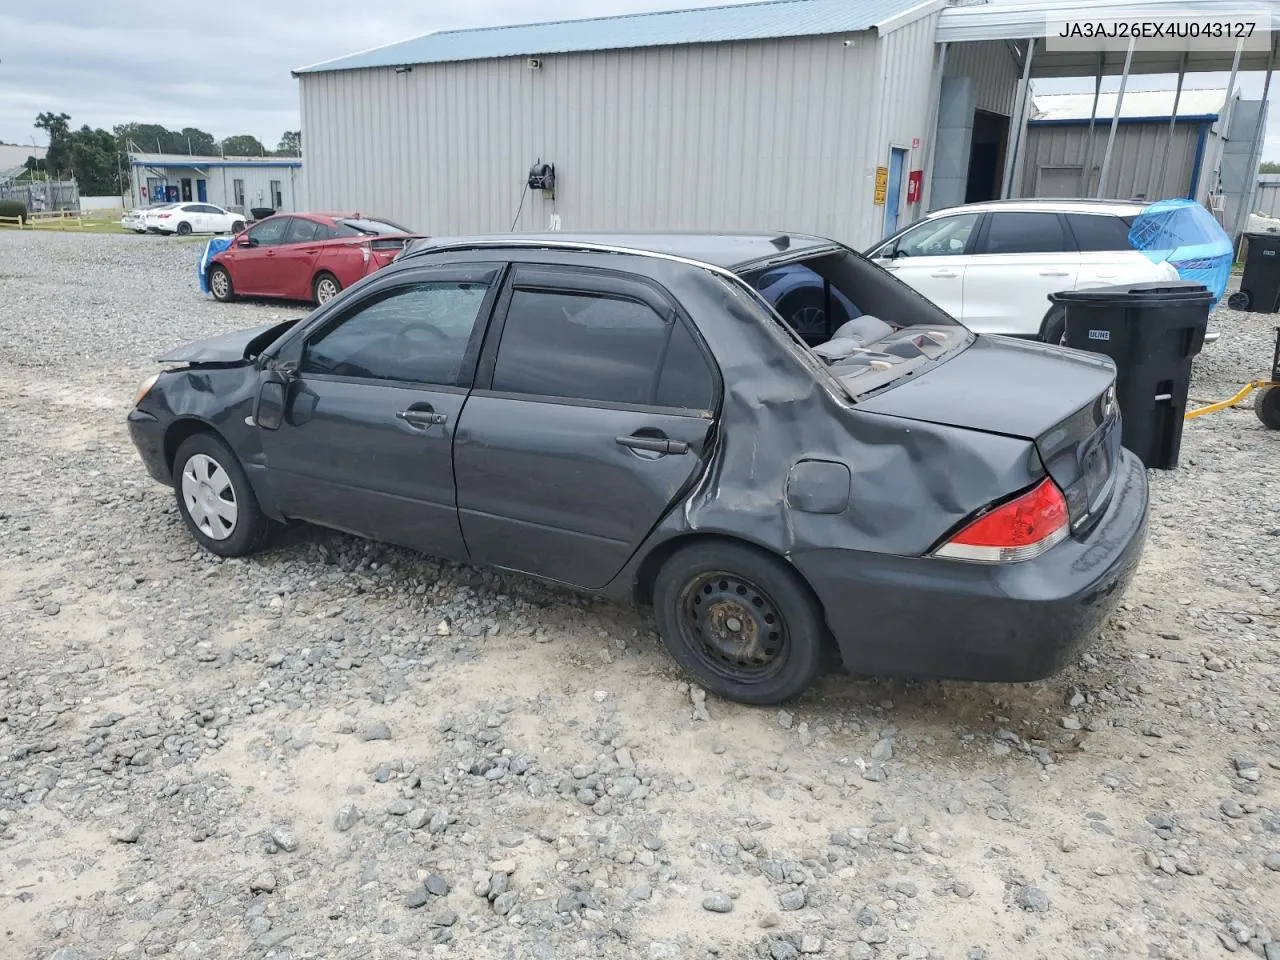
[912,137,921,150]
[906,170,923,204]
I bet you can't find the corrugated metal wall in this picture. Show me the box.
[944,40,1017,118]
[299,28,941,249]
[1255,181,1280,217]
[1019,123,1203,201]
[871,12,942,236]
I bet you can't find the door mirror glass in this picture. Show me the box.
[238,235,255,248]
[254,377,288,430]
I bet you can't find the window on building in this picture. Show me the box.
[981,213,1069,255]
[270,179,283,209]
[302,282,492,385]
[233,179,245,208]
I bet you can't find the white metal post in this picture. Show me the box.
[920,42,949,213]
[1079,52,1104,195]
[1156,52,1187,196]
[1002,37,1035,198]
[1231,33,1276,254]
[1097,38,1135,198]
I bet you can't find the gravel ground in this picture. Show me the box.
[1,230,1278,960]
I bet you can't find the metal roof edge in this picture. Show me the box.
[875,0,948,36]
[1028,114,1220,126]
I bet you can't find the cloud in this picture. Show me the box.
[0,0,758,147]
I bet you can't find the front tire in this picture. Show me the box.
[1256,385,1280,429]
[173,433,270,557]
[313,271,341,305]
[208,265,235,302]
[652,542,826,705]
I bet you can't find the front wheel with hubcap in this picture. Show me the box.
[313,272,341,305]
[653,542,826,705]
[173,433,270,557]
[208,265,235,302]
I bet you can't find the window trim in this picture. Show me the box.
[282,265,504,390]
[473,263,720,415]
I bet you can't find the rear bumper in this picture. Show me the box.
[128,408,172,485]
[791,449,1149,683]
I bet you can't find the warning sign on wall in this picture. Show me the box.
[873,166,889,206]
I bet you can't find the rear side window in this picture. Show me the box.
[982,213,1068,254]
[333,218,409,236]
[285,218,322,244]
[492,289,714,409]
[1066,214,1134,252]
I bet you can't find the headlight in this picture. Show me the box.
[134,373,160,407]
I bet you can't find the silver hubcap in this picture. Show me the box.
[211,272,228,297]
[316,279,338,303]
[181,453,238,540]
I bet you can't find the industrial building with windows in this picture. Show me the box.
[127,153,304,216]
[294,0,1276,248]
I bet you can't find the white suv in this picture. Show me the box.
[865,199,1182,342]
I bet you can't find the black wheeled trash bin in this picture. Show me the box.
[1230,232,1280,313]
[1050,281,1214,470]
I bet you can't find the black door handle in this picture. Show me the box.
[616,434,689,455]
[397,407,448,427]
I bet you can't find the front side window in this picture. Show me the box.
[302,281,491,386]
[889,214,980,258]
[983,212,1068,254]
[492,289,714,409]
[246,218,290,246]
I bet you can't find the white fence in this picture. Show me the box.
[79,196,123,213]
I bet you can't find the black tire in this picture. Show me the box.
[652,541,826,705]
[172,433,270,558]
[1228,290,1252,311]
[176,221,193,236]
[208,265,236,303]
[313,271,342,306]
[1040,305,1067,345]
[1256,385,1280,429]
[231,220,245,234]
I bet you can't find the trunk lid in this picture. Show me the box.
[156,317,302,365]
[858,336,1122,529]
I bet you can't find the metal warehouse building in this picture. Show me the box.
[127,153,304,216]
[295,0,1279,248]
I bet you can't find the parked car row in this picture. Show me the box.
[122,202,247,236]
[132,229,1149,705]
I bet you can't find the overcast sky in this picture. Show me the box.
[2,1,1278,158]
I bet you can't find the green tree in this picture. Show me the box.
[35,111,71,175]
[276,130,301,156]
[1261,161,1280,174]
[66,125,122,194]
[179,127,217,155]
[220,134,266,157]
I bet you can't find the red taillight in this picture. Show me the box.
[158,213,171,219]
[933,478,1069,563]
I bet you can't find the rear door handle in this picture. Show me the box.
[616,434,689,455]
[397,407,448,427]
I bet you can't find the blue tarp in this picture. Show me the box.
[1128,198,1232,304]
[197,237,234,294]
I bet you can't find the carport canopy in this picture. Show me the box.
[932,0,1280,237]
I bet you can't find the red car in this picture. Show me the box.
[206,213,424,306]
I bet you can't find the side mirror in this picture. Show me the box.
[253,369,292,430]
[237,235,255,248]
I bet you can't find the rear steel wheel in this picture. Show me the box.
[653,542,826,705]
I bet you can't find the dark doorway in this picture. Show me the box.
[180,178,193,202]
[965,110,1009,203]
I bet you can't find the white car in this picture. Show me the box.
[865,200,1182,342]
[149,203,246,237]
[123,204,173,234]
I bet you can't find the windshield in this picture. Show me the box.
[333,218,410,236]
[739,248,968,398]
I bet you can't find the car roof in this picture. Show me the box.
[925,198,1149,218]
[403,231,838,270]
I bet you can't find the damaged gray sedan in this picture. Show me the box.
[128,232,1148,705]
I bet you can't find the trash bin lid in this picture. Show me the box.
[1050,280,1214,305]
